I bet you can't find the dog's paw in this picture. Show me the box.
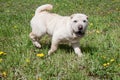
[35,45,41,49]
[77,53,83,57]
[48,50,51,55]
[33,42,41,48]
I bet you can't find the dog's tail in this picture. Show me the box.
[35,4,53,14]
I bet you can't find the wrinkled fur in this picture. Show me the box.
[29,4,88,57]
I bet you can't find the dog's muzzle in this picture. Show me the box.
[75,30,85,36]
[75,25,85,36]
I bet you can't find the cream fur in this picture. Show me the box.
[29,4,88,57]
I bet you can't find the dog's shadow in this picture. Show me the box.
[81,45,98,55]
[31,39,98,55]
[59,44,98,55]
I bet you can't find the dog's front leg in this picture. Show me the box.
[48,38,59,55]
[71,42,83,57]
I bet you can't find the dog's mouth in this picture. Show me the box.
[75,31,85,36]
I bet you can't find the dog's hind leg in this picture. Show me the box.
[29,32,41,48]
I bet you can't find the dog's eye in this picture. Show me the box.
[74,20,77,23]
[83,20,86,23]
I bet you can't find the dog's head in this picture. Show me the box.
[70,13,88,37]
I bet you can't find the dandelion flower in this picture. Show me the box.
[32,14,34,16]
[2,71,7,77]
[103,62,110,67]
[90,23,93,26]
[37,78,42,80]
[36,53,44,57]
[0,51,6,55]
[107,62,110,66]
[96,30,100,33]
[26,59,30,63]
[0,51,4,55]
[101,56,106,59]
[103,63,107,67]
[110,59,115,62]
[13,26,17,29]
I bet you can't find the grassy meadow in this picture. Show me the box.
[0,0,120,80]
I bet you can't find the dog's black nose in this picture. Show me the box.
[78,26,83,30]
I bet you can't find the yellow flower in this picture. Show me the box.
[0,51,4,55]
[103,63,107,67]
[26,59,30,63]
[0,58,3,62]
[110,59,115,62]
[107,62,110,66]
[37,78,42,80]
[0,51,6,55]
[2,71,7,77]
[36,53,44,57]
[96,30,100,33]
[103,62,110,67]
[90,23,93,26]
[32,14,34,16]
[13,26,17,29]
[101,56,106,59]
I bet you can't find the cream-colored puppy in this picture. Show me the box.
[29,4,88,57]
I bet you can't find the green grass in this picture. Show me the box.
[0,0,120,80]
